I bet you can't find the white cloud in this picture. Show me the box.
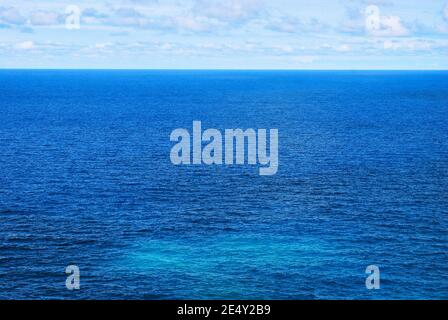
[173,15,221,32]
[292,56,316,64]
[108,7,147,27]
[342,4,409,37]
[376,16,409,36]
[94,43,111,49]
[335,44,351,52]
[193,0,263,23]
[15,41,34,50]
[382,39,436,51]
[359,0,395,6]
[436,23,448,33]
[79,5,223,33]
[366,15,409,37]
[444,3,448,21]
[266,16,327,34]
[30,11,61,26]
[383,39,394,49]
[0,7,26,25]
[276,45,294,53]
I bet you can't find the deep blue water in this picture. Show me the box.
[0,70,447,299]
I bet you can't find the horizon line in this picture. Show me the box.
[1,68,448,71]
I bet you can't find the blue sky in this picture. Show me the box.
[1,0,447,69]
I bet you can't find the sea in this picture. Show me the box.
[0,70,447,299]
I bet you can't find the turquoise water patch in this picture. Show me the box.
[117,234,346,299]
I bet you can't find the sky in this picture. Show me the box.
[0,0,447,69]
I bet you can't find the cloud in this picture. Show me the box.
[266,16,327,33]
[436,23,448,34]
[30,11,61,26]
[78,6,219,32]
[341,3,410,37]
[372,15,409,36]
[125,0,159,4]
[108,7,146,26]
[82,8,109,19]
[335,44,351,52]
[381,39,445,52]
[96,5,228,33]
[357,0,394,6]
[0,7,26,25]
[1,7,66,27]
[15,41,34,50]
[193,0,263,24]
[444,3,448,21]
[115,7,145,19]
[94,43,111,49]
[292,56,316,64]
[81,8,109,25]
[340,5,368,34]
[80,0,264,33]
[275,45,294,53]
[172,15,222,32]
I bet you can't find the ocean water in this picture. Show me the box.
[0,70,447,299]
